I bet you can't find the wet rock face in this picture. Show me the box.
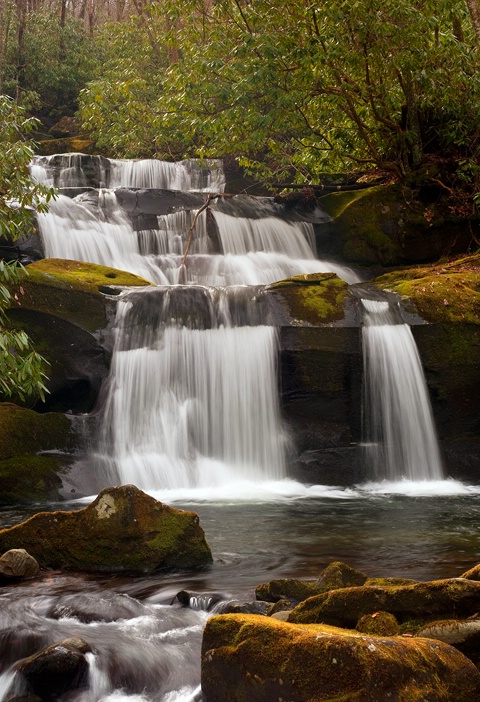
[0,485,213,573]
[201,614,480,702]
[16,637,92,699]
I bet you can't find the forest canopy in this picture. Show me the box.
[1,0,480,189]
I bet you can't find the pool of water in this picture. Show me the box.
[1,482,480,702]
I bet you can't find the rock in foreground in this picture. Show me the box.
[201,614,480,702]
[0,485,212,573]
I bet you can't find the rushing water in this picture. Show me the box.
[361,299,444,481]
[5,154,477,701]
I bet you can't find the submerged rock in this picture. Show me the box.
[0,485,213,573]
[201,613,480,702]
[16,637,91,699]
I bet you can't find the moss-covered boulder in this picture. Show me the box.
[255,579,321,605]
[0,485,213,573]
[14,259,152,334]
[372,255,480,325]
[288,579,480,630]
[0,403,76,504]
[316,560,368,591]
[256,562,369,607]
[356,611,400,636]
[266,272,350,326]
[201,614,480,702]
[318,184,474,266]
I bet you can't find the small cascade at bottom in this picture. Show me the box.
[94,286,288,493]
[361,299,444,481]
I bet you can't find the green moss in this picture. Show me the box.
[373,254,480,324]
[356,611,400,636]
[268,273,349,325]
[366,577,418,587]
[0,454,66,504]
[26,259,152,293]
[0,402,74,461]
[10,259,153,333]
[319,186,402,265]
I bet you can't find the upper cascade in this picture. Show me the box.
[31,153,226,192]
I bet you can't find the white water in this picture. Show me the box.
[31,154,225,192]
[36,191,357,286]
[362,299,444,481]
[95,291,287,491]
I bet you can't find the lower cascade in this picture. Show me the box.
[361,299,444,482]
[95,287,288,492]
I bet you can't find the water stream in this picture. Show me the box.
[3,155,476,701]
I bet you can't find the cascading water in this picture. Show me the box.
[361,298,444,481]
[31,153,225,192]
[95,286,287,493]
[33,154,357,495]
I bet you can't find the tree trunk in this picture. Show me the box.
[466,0,480,45]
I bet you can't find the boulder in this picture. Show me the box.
[288,578,480,629]
[356,611,400,636]
[318,184,474,266]
[0,485,213,573]
[0,549,40,579]
[315,560,368,591]
[201,613,480,702]
[416,618,480,664]
[256,562,368,608]
[16,637,91,699]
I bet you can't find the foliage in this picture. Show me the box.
[0,3,99,120]
[78,0,480,189]
[0,95,52,402]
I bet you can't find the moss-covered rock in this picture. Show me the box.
[288,579,480,629]
[201,613,480,702]
[372,254,480,324]
[0,403,75,504]
[266,272,349,326]
[255,563,368,607]
[255,578,321,605]
[461,564,480,580]
[0,485,212,573]
[13,259,152,334]
[0,403,74,460]
[356,611,400,636]
[319,184,474,266]
[316,560,368,591]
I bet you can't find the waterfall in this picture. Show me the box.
[36,190,357,287]
[31,153,225,192]
[94,287,287,492]
[361,299,444,481]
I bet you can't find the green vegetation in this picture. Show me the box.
[0,96,55,402]
[76,0,480,194]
